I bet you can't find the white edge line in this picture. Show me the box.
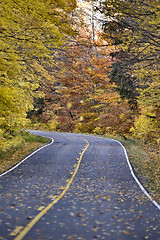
[0,137,54,178]
[114,139,160,210]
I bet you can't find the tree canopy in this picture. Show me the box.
[0,0,76,149]
[1,0,159,149]
[100,0,160,142]
[28,23,133,136]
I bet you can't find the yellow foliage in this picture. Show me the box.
[131,114,159,141]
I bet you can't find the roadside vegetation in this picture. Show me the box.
[106,135,160,204]
[0,131,49,175]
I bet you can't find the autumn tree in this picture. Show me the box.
[0,0,76,149]
[35,26,133,136]
[99,0,160,142]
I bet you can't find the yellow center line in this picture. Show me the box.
[14,139,89,240]
[10,226,24,236]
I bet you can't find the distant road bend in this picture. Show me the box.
[0,130,160,240]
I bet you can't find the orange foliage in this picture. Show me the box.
[35,28,133,136]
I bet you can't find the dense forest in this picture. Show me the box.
[0,0,160,151]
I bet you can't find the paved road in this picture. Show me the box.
[0,131,160,240]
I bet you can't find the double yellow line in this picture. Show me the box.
[14,139,89,240]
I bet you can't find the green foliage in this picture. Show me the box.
[109,61,138,109]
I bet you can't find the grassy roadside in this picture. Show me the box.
[0,131,50,175]
[104,134,160,204]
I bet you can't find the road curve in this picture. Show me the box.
[0,131,159,240]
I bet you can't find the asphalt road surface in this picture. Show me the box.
[0,131,160,240]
